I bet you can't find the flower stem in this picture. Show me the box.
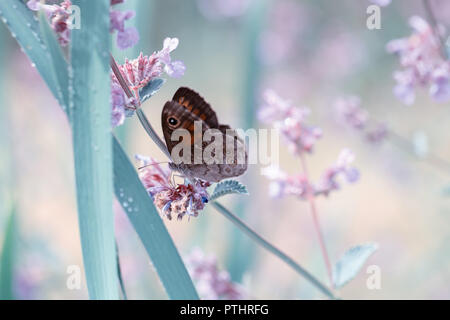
[422,0,448,59]
[115,241,127,300]
[299,153,334,288]
[109,53,172,160]
[212,201,336,299]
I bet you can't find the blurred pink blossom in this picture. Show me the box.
[27,0,72,47]
[136,155,210,220]
[387,16,450,104]
[262,149,359,200]
[315,149,360,196]
[333,96,368,130]
[185,248,245,300]
[110,7,139,50]
[333,96,388,145]
[259,89,322,155]
[27,0,140,49]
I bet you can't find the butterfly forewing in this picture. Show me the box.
[172,87,219,128]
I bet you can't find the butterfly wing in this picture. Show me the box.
[162,87,248,182]
[161,100,206,156]
[172,87,219,128]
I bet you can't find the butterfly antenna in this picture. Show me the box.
[138,161,170,170]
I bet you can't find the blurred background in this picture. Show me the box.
[0,0,449,299]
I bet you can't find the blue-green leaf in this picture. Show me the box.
[0,208,16,300]
[210,180,249,201]
[38,11,70,120]
[70,0,117,299]
[333,243,379,289]
[113,138,199,299]
[0,0,60,103]
[139,78,165,103]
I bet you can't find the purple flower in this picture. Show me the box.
[27,0,72,47]
[110,38,185,127]
[157,38,186,78]
[28,0,140,50]
[333,95,389,145]
[136,155,210,220]
[430,63,450,102]
[185,248,245,300]
[366,123,388,144]
[259,89,322,154]
[262,149,359,200]
[116,26,139,50]
[315,149,360,196]
[333,96,369,130]
[387,15,449,104]
[110,9,139,50]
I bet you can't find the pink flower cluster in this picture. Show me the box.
[27,0,139,50]
[111,38,185,127]
[27,0,72,46]
[136,155,209,220]
[387,16,450,105]
[258,89,322,155]
[262,149,359,200]
[185,248,245,300]
[260,90,359,200]
[333,96,388,144]
[109,0,139,50]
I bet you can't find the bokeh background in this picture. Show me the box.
[0,0,449,299]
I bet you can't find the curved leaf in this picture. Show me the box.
[139,78,165,103]
[333,243,379,289]
[210,180,248,201]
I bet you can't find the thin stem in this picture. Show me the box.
[388,130,450,175]
[422,0,448,59]
[212,202,336,299]
[299,153,334,288]
[115,241,128,300]
[109,53,172,160]
[136,109,172,160]
[367,117,450,175]
[110,54,134,99]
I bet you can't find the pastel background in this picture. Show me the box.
[0,0,449,299]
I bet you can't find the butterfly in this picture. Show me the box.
[161,87,248,183]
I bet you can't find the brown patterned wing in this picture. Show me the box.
[172,87,219,129]
[162,100,212,168]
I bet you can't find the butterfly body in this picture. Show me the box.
[162,87,247,182]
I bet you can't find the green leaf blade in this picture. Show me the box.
[0,209,16,300]
[70,0,117,299]
[0,0,60,102]
[113,138,199,299]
